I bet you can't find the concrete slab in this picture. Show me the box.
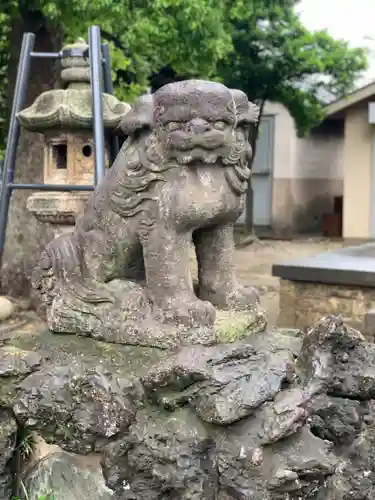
[272,242,375,287]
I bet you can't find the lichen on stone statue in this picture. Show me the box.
[32,79,265,347]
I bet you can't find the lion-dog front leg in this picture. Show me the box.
[194,224,260,310]
[141,224,216,327]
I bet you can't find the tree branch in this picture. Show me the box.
[100,29,131,57]
[18,0,48,32]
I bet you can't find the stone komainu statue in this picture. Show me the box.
[32,80,262,347]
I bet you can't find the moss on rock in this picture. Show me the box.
[215,308,267,343]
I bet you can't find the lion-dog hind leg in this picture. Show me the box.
[76,227,147,299]
[194,224,260,310]
[141,224,216,327]
[74,228,127,303]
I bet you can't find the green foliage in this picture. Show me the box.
[0,0,369,157]
[10,429,41,500]
[218,1,368,136]
[16,426,36,461]
[40,0,232,101]
[0,11,11,158]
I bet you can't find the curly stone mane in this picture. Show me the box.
[109,95,171,223]
[109,135,172,222]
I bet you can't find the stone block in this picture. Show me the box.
[277,279,375,337]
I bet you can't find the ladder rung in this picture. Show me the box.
[8,183,95,192]
[30,52,61,59]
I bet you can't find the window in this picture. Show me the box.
[53,144,67,169]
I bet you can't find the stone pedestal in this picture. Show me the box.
[1,316,375,499]
[273,242,375,340]
[278,279,375,337]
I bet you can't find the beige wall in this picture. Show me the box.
[272,178,343,234]
[342,102,373,239]
[263,101,344,234]
[294,130,344,180]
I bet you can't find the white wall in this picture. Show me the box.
[262,101,296,179]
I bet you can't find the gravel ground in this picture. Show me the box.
[234,238,345,326]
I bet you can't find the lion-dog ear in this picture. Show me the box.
[246,102,260,124]
[115,94,154,136]
[230,88,260,125]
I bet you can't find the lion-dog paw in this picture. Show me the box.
[157,293,216,327]
[199,284,260,311]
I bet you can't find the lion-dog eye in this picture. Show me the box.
[214,121,226,130]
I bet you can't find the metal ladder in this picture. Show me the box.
[0,25,120,269]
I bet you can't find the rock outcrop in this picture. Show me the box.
[1,316,375,499]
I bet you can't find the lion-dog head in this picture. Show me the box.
[111,81,259,222]
[117,80,258,192]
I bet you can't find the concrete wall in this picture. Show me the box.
[342,102,373,239]
[262,101,344,235]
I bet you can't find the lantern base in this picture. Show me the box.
[27,191,89,227]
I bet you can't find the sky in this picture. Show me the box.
[298,0,375,86]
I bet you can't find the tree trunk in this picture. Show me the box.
[1,11,63,296]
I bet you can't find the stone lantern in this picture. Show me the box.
[17,38,130,236]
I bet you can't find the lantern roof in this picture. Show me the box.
[17,39,130,131]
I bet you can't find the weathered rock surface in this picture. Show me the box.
[0,346,41,377]
[0,345,41,407]
[102,407,217,499]
[218,425,336,500]
[23,451,116,500]
[141,342,296,425]
[3,316,375,498]
[13,365,144,454]
[0,410,17,500]
[307,394,369,446]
